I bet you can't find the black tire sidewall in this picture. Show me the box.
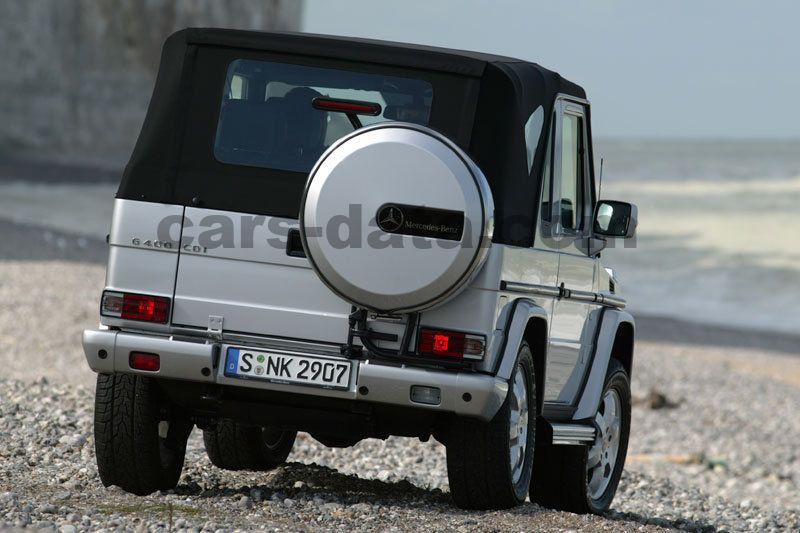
[93,373,190,495]
[259,428,297,468]
[444,341,538,510]
[203,421,296,471]
[509,344,537,501]
[586,359,631,513]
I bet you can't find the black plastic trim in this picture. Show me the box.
[285,228,306,257]
[490,297,523,376]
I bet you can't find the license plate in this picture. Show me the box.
[224,347,352,390]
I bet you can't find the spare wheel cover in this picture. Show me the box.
[300,123,493,313]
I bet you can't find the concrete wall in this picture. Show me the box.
[0,0,303,167]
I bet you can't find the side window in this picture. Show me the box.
[524,106,544,174]
[558,112,585,232]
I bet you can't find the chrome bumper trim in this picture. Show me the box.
[82,329,508,421]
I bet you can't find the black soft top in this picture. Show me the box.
[186,28,537,76]
[121,28,588,246]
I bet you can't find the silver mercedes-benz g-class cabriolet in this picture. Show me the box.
[83,28,638,513]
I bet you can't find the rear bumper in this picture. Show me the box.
[83,329,508,421]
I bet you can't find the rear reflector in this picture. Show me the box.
[129,352,160,372]
[418,328,485,360]
[312,97,382,116]
[101,291,170,323]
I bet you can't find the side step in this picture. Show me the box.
[550,423,595,446]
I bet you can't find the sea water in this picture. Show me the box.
[595,139,800,336]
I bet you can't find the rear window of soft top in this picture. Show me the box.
[214,59,434,173]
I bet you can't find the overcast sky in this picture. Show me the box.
[303,0,800,139]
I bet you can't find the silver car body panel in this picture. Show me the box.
[102,197,502,360]
[102,200,183,333]
[91,197,631,422]
[91,92,634,426]
[173,206,352,343]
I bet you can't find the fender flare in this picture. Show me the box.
[572,309,635,421]
[494,298,548,382]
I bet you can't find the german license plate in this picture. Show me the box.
[223,347,351,390]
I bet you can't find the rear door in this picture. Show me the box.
[170,52,441,343]
[172,210,351,342]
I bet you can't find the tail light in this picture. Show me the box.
[129,352,160,372]
[417,328,485,360]
[101,291,170,323]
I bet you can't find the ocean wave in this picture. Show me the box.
[605,175,800,196]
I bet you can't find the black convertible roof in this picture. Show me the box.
[182,28,585,97]
[121,28,589,246]
[186,28,551,77]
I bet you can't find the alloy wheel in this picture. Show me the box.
[587,388,622,500]
[508,367,529,484]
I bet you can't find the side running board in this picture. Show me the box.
[550,422,595,445]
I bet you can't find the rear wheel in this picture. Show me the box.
[203,419,296,471]
[530,358,631,514]
[446,342,536,510]
[94,373,192,495]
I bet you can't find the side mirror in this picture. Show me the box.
[593,200,637,239]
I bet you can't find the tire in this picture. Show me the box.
[203,420,296,471]
[530,358,631,514]
[94,373,192,495]
[446,342,536,510]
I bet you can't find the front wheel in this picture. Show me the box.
[446,342,536,510]
[530,358,631,514]
[94,373,193,495]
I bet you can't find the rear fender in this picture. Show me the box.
[494,298,548,382]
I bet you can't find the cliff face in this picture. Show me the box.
[0,0,303,166]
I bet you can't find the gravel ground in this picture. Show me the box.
[0,259,103,388]
[1,379,682,533]
[1,225,799,531]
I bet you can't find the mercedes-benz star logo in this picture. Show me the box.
[377,204,404,233]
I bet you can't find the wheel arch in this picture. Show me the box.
[522,317,547,412]
[571,310,635,421]
[610,321,634,378]
[494,298,549,412]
